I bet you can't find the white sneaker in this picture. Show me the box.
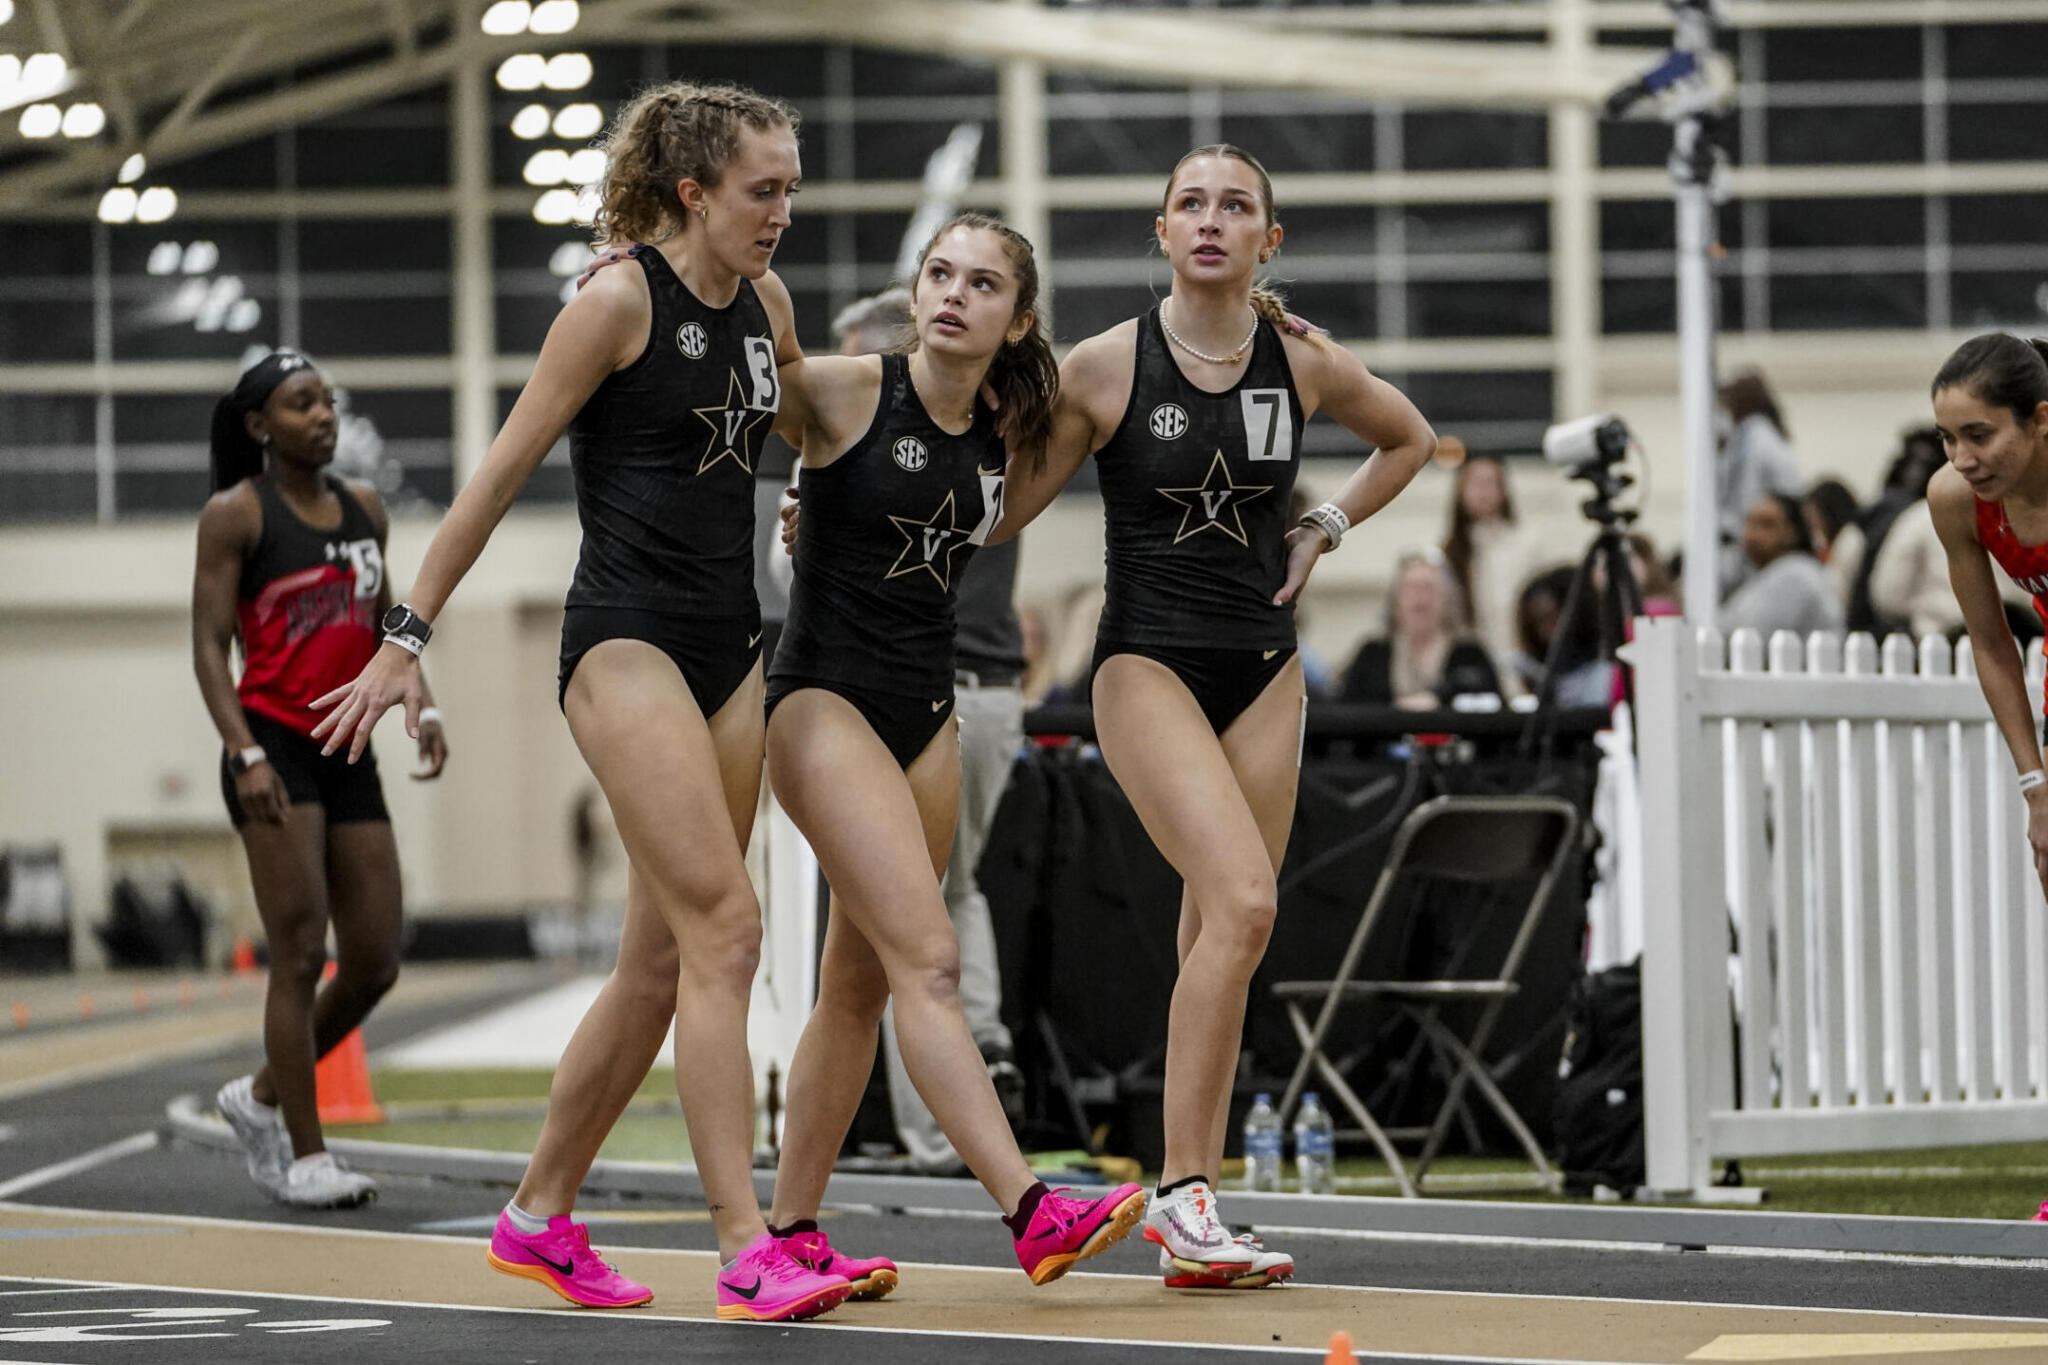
[215,1075,289,1197]
[1160,1230,1295,1289]
[280,1152,377,1209]
[1141,1180,1254,1273]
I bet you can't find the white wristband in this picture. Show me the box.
[384,631,425,657]
[2020,769,2045,794]
[1298,501,1350,552]
[418,707,444,728]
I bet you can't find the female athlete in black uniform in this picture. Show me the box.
[310,83,851,1323]
[1002,145,1437,1287]
[193,350,448,1209]
[762,214,1145,1290]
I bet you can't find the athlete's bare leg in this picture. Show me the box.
[1093,653,1305,1189]
[766,691,1036,1222]
[513,660,766,1226]
[238,804,334,1158]
[551,643,768,1260]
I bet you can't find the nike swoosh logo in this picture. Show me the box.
[747,632,762,648]
[723,1276,763,1299]
[932,700,946,712]
[1263,649,1278,660]
[532,1250,574,1276]
[976,464,1003,477]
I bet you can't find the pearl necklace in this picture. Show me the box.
[1161,301,1259,366]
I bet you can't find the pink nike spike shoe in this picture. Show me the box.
[487,1211,653,1309]
[1013,1183,1148,1286]
[716,1231,853,1322]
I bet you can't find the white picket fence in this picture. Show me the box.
[1632,615,2048,1193]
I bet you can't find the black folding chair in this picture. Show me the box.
[1272,795,1580,1197]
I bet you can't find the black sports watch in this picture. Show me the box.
[381,602,432,656]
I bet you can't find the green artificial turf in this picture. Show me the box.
[353,1069,2048,1220]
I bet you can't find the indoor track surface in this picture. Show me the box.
[3,971,2046,1365]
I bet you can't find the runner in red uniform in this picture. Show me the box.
[192,350,448,1208]
[1929,333,2048,900]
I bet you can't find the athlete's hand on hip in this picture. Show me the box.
[235,761,290,825]
[413,714,449,781]
[2027,785,2048,900]
[1273,525,1327,606]
[309,641,424,764]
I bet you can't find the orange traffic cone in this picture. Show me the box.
[314,964,385,1126]
[1326,1331,1356,1364]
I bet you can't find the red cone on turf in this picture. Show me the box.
[1326,1330,1356,1363]
[231,936,258,975]
[314,963,384,1126]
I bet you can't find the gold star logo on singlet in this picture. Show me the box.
[886,490,972,591]
[1156,450,1272,547]
[692,371,775,475]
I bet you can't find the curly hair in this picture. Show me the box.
[593,82,799,246]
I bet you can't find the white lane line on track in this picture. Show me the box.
[0,1272,1634,1363]
[0,1288,122,1298]
[6,1201,2047,1326]
[1245,1222,2048,1273]
[0,1135,158,1201]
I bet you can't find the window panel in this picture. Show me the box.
[1768,106,1921,164]
[1402,111,1547,172]
[1950,272,2048,331]
[1409,279,1548,338]
[297,95,449,189]
[1765,198,1925,249]
[1947,195,2048,247]
[1950,104,2048,163]
[1945,24,2042,79]
[1216,112,1376,174]
[851,49,996,99]
[1769,273,1926,330]
[0,298,94,362]
[1763,27,1921,82]
[1601,277,1746,335]
[1049,117,1192,177]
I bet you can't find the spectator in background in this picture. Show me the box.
[1803,478,1860,567]
[1869,493,1964,641]
[1441,453,1538,684]
[1511,564,1611,708]
[1720,492,1845,640]
[1842,427,1945,635]
[1342,548,1500,709]
[1717,370,1804,596]
[1626,532,1681,617]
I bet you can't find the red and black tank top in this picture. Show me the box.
[1974,496,2048,713]
[236,474,383,737]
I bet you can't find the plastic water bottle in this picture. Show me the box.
[1242,1092,1282,1192]
[1294,1092,1336,1195]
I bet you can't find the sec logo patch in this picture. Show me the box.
[676,322,708,359]
[1150,403,1188,440]
[893,436,929,472]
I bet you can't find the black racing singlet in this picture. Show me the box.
[564,246,780,617]
[772,353,1007,698]
[1094,308,1303,650]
